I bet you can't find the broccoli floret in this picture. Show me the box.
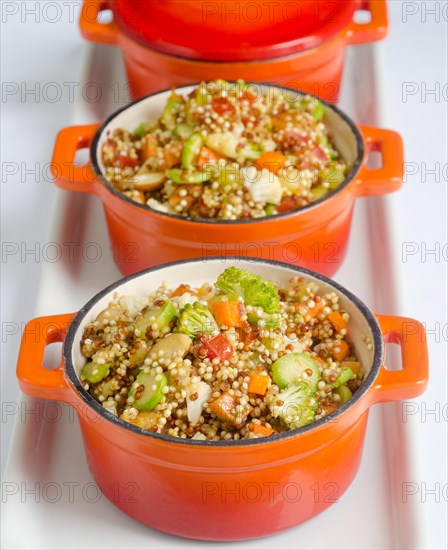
[269,382,317,429]
[215,267,280,314]
[174,302,218,339]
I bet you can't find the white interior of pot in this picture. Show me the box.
[71,259,375,382]
[96,85,360,177]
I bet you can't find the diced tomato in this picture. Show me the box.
[282,131,309,152]
[277,195,302,213]
[162,143,182,168]
[204,333,233,361]
[239,90,257,103]
[311,146,328,161]
[211,97,236,116]
[115,151,138,169]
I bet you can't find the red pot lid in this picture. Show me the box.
[114,0,358,61]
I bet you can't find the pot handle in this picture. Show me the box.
[354,126,404,197]
[370,314,429,404]
[52,124,100,194]
[79,0,119,45]
[16,314,75,402]
[345,0,388,45]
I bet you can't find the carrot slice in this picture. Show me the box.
[327,311,347,333]
[342,361,362,374]
[209,392,249,427]
[211,301,244,328]
[307,300,325,318]
[170,284,198,298]
[332,340,350,362]
[255,152,288,174]
[197,146,223,168]
[249,423,276,436]
[247,372,270,395]
[141,135,157,161]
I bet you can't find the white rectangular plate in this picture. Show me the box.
[1,43,428,550]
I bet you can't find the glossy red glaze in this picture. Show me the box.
[113,0,357,61]
[79,0,389,101]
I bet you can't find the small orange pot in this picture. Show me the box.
[79,0,388,102]
[17,259,428,541]
[51,84,404,277]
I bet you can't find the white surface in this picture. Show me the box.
[1,2,447,549]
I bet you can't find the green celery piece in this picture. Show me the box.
[134,122,147,139]
[81,361,111,384]
[129,371,167,411]
[182,133,203,169]
[334,384,352,404]
[168,168,212,184]
[174,123,194,139]
[134,300,176,340]
[271,353,321,391]
[162,93,183,130]
[319,162,346,189]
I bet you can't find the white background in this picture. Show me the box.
[1,1,447,548]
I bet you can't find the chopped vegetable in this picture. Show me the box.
[174,123,194,139]
[129,370,167,410]
[162,92,183,130]
[203,333,233,360]
[269,382,317,429]
[243,166,283,205]
[211,300,244,328]
[210,391,249,426]
[182,133,203,169]
[141,135,158,161]
[146,333,192,364]
[341,361,362,374]
[197,146,223,168]
[333,365,354,387]
[271,352,321,391]
[127,170,166,191]
[175,302,219,339]
[129,341,148,368]
[215,267,280,314]
[167,168,213,184]
[81,361,111,384]
[248,372,270,395]
[134,122,147,139]
[134,300,176,339]
[187,381,212,425]
[332,340,350,362]
[205,132,239,158]
[249,423,276,437]
[171,284,198,297]
[327,311,347,333]
[334,384,352,404]
[306,300,325,318]
[255,152,288,174]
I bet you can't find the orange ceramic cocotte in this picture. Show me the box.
[51,84,404,277]
[79,0,389,102]
[16,259,429,541]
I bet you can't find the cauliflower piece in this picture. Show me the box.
[147,198,169,213]
[242,167,283,205]
[174,292,200,310]
[119,295,148,316]
[206,132,239,159]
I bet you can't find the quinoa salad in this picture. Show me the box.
[101,80,349,220]
[79,268,366,440]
